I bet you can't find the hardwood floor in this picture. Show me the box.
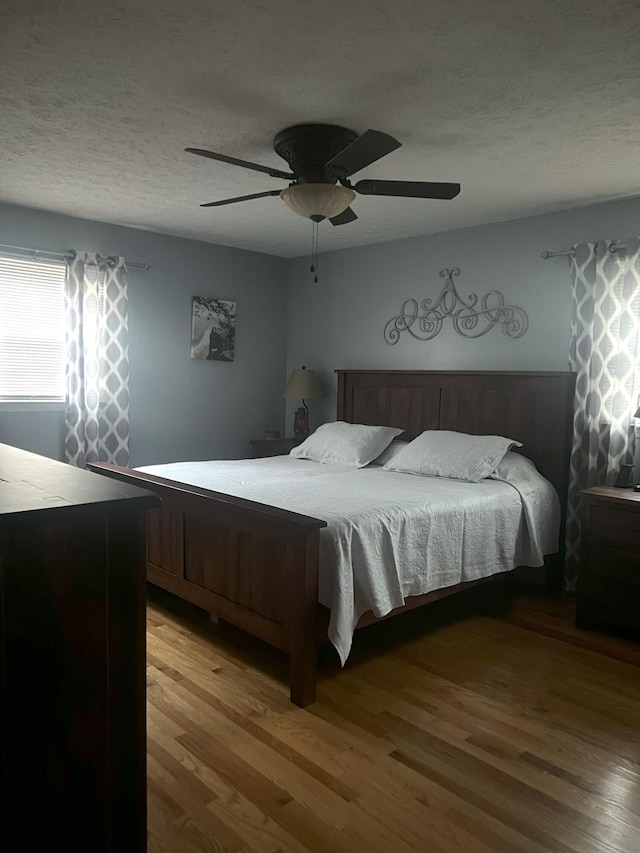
[146,585,640,852]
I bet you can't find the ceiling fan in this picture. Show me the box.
[185,123,461,226]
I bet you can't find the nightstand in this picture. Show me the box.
[577,486,640,632]
[250,437,296,458]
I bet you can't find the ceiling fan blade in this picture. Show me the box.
[185,148,293,180]
[200,190,282,208]
[330,207,358,226]
[325,130,401,178]
[354,179,461,200]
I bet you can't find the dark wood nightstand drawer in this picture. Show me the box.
[588,504,640,549]
[250,438,295,458]
[587,542,640,584]
[585,573,640,630]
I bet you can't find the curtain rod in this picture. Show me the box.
[541,241,628,260]
[0,242,150,270]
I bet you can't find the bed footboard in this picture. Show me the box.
[88,463,327,707]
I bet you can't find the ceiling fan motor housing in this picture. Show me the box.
[273,124,358,184]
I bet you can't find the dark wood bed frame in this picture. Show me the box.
[89,369,576,707]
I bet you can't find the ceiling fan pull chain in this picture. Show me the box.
[310,220,319,283]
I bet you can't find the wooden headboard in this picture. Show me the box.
[336,370,576,512]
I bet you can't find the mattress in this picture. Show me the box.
[137,454,560,664]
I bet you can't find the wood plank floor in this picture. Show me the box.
[146,585,640,852]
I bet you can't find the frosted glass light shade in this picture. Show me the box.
[280,184,355,220]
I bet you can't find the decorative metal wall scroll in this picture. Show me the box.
[384,267,528,344]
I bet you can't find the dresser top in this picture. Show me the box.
[0,443,159,523]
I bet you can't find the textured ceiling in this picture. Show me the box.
[1,0,640,258]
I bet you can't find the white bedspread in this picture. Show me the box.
[137,456,560,664]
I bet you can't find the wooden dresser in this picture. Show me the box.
[0,444,159,852]
[577,486,640,633]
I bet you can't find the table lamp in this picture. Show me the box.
[283,365,324,442]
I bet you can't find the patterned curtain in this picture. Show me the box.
[565,238,640,588]
[64,251,130,467]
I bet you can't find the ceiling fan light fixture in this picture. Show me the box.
[280,183,355,221]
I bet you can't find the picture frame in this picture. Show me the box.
[190,296,236,361]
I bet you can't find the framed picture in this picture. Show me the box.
[190,296,236,361]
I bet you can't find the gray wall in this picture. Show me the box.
[286,197,640,426]
[4,194,640,462]
[0,203,288,464]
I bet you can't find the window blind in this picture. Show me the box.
[0,255,66,400]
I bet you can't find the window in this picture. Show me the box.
[0,255,66,405]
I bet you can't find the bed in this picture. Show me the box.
[88,369,576,706]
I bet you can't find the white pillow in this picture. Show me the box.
[290,421,403,468]
[382,429,522,482]
[490,450,537,481]
[369,439,409,466]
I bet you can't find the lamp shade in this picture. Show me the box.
[280,184,355,221]
[283,367,324,400]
